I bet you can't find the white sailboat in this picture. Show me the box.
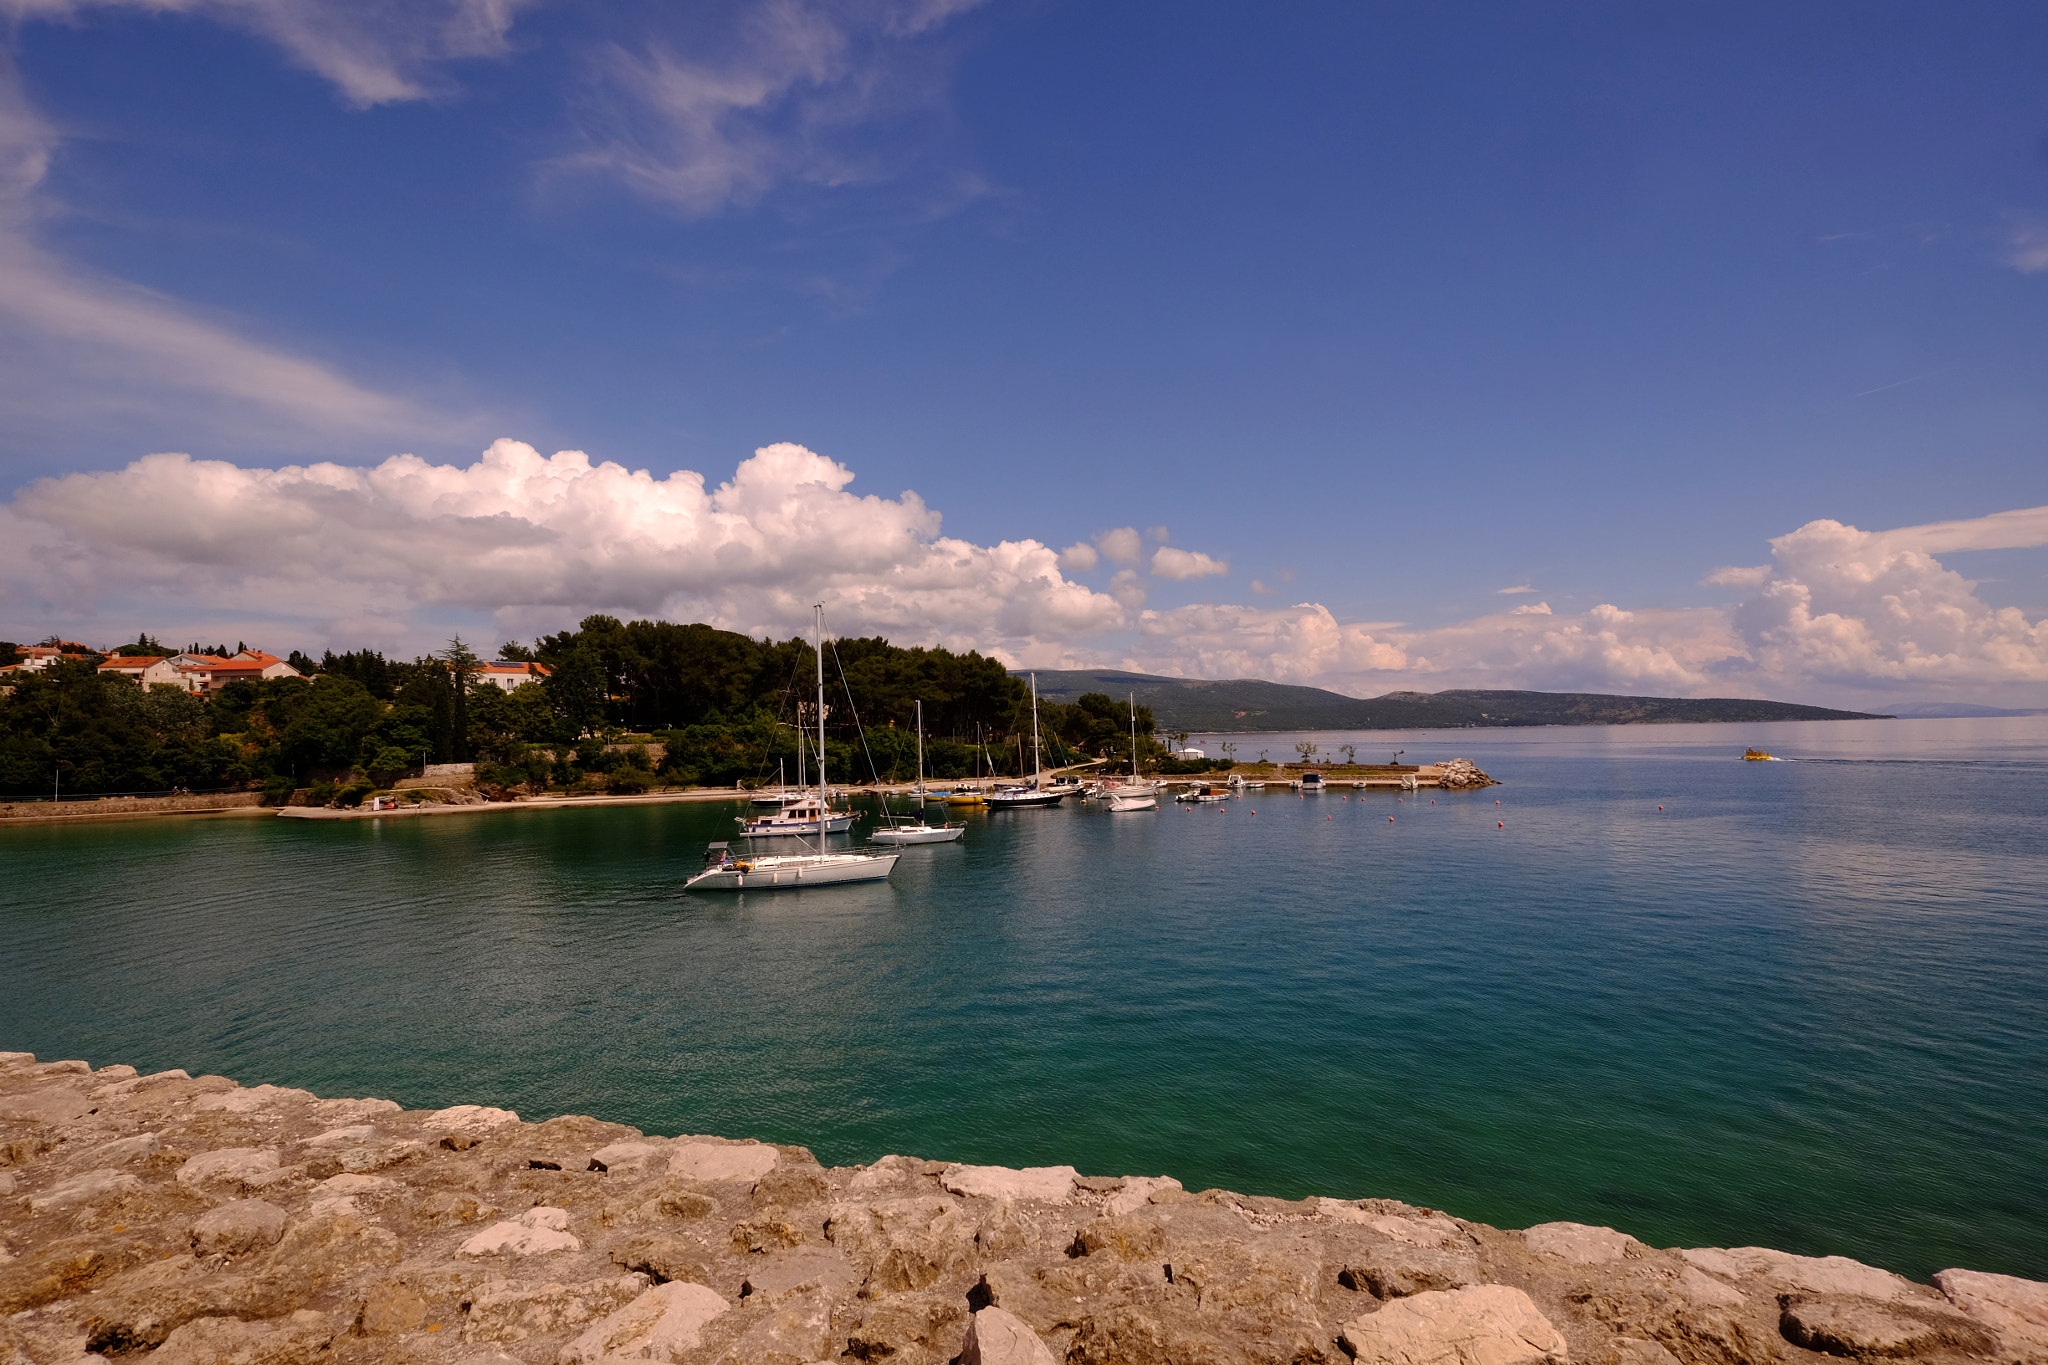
[872,700,964,845]
[687,607,898,891]
[986,674,1065,808]
[1107,692,1157,811]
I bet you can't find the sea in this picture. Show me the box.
[3,716,2044,1284]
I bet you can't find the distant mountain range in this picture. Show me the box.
[1021,670,1892,733]
[1882,702,2048,719]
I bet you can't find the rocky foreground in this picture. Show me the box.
[3,1055,2043,1365]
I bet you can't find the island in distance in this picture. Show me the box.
[1024,671,1891,735]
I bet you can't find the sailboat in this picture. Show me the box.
[686,607,899,891]
[1107,693,1158,811]
[750,757,804,807]
[986,674,1065,808]
[872,700,965,845]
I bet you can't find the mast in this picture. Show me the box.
[1030,673,1042,786]
[814,604,827,838]
[1130,692,1139,783]
[915,699,925,796]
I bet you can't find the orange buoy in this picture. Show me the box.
[1388,816,1394,822]
[1498,821,1504,828]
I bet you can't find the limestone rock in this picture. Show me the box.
[1102,1175,1181,1216]
[423,1104,521,1134]
[1932,1268,2048,1354]
[1339,1238,1482,1298]
[556,1281,730,1363]
[463,1275,649,1345]
[25,1168,142,1214]
[665,1141,777,1183]
[357,1278,429,1334]
[192,1084,314,1114]
[960,1305,1060,1365]
[175,1148,284,1194]
[589,1141,670,1177]
[940,1164,1078,1203]
[190,1201,287,1257]
[1341,1284,1569,1365]
[1682,1247,1913,1302]
[713,1285,837,1364]
[1779,1293,1995,1358]
[149,1310,336,1365]
[602,1179,717,1227]
[1675,1267,1745,1309]
[84,1132,162,1165]
[0,1088,92,1126]
[611,1235,712,1287]
[737,1246,859,1303]
[460,1206,582,1256]
[1524,1223,1638,1264]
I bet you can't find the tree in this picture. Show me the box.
[497,640,535,662]
[543,647,608,739]
[441,637,484,761]
[281,676,385,772]
[1339,744,1356,765]
[1295,741,1319,763]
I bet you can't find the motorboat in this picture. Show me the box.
[1226,774,1264,792]
[871,701,965,844]
[688,606,897,892]
[1291,771,1326,792]
[986,675,1066,809]
[1108,788,1156,812]
[1743,748,1780,761]
[1176,783,1229,803]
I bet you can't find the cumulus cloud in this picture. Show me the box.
[1057,541,1098,572]
[1508,601,1551,615]
[1108,568,1147,609]
[556,0,985,217]
[1150,545,1228,581]
[0,440,1125,656]
[1,0,527,106]
[1094,526,1143,565]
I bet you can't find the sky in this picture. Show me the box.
[0,0,2045,708]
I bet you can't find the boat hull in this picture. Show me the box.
[986,790,1065,808]
[739,814,856,837]
[1108,794,1157,812]
[685,852,900,891]
[870,825,965,844]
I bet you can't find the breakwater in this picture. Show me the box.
[3,1054,2042,1365]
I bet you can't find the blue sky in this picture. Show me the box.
[1,1,2045,706]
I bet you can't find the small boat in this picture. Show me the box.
[1742,748,1781,762]
[1108,790,1156,812]
[871,701,965,844]
[690,606,897,892]
[1176,783,1229,803]
[1226,774,1264,792]
[737,794,854,838]
[1291,771,1325,792]
[941,786,987,805]
[986,675,1066,809]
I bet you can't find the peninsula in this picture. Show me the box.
[3,1053,2040,1365]
[1024,673,1891,735]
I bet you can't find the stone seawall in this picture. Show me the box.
[2,1053,2041,1365]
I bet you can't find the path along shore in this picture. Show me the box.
[0,761,1495,826]
[1,1052,2040,1365]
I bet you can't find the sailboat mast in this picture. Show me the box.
[1130,692,1138,782]
[1030,673,1042,784]
[815,604,826,838]
[915,699,925,796]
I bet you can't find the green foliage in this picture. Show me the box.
[306,779,337,805]
[282,675,384,772]
[0,660,247,796]
[605,767,659,794]
[335,777,376,807]
[0,642,20,667]
[261,774,296,806]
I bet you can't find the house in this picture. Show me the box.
[477,660,552,693]
[14,645,94,673]
[97,655,164,681]
[140,650,303,694]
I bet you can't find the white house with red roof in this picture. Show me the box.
[477,660,552,692]
[140,650,303,694]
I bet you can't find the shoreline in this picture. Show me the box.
[2,1051,2040,1365]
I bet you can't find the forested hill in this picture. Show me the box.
[1023,670,1890,733]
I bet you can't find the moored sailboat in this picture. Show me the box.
[986,674,1065,809]
[1106,693,1157,812]
[872,700,965,845]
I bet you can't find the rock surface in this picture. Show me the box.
[2,1051,2041,1365]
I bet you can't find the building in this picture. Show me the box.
[13,646,94,673]
[140,650,303,694]
[96,655,162,681]
[477,660,552,693]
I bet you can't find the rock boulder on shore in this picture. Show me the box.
[1,1051,2039,1365]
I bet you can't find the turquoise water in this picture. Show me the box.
[3,716,2044,1282]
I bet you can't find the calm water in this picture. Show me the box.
[3,717,2045,1283]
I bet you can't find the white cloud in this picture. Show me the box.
[1,0,528,106]
[1108,568,1146,609]
[0,440,1126,657]
[1702,565,1771,588]
[1881,503,2048,554]
[556,0,985,217]
[1497,583,1536,594]
[1250,579,1270,595]
[2004,214,2048,275]
[1508,601,1551,615]
[1094,526,1142,565]
[1057,541,1098,572]
[1150,545,1228,580]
